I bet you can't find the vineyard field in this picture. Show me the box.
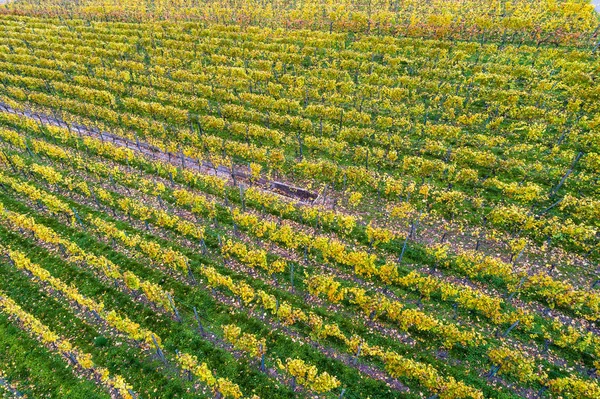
[0,1,599,398]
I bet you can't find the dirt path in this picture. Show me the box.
[0,103,318,203]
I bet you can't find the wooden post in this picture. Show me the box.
[72,208,85,229]
[487,364,501,379]
[167,293,181,322]
[188,266,197,285]
[193,306,204,335]
[354,343,362,365]
[549,151,584,198]
[397,228,410,264]
[501,320,519,338]
[259,344,265,372]
[239,184,245,211]
[152,335,167,364]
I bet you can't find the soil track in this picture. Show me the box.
[0,103,318,203]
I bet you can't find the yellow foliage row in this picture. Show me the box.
[0,169,73,216]
[5,0,598,45]
[222,324,266,359]
[222,239,286,275]
[175,352,243,399]
[450,249,600,321]
[277,358,340,393]
[0,289,136,399]
[489,346,600,399]
[3,247,159,347]
[88,215,189,274]
[0,197,172,312]
[306,313,482,399]
[382,351,482,399]
[306,273,483,349]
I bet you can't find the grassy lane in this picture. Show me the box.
[0,313,108,399]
